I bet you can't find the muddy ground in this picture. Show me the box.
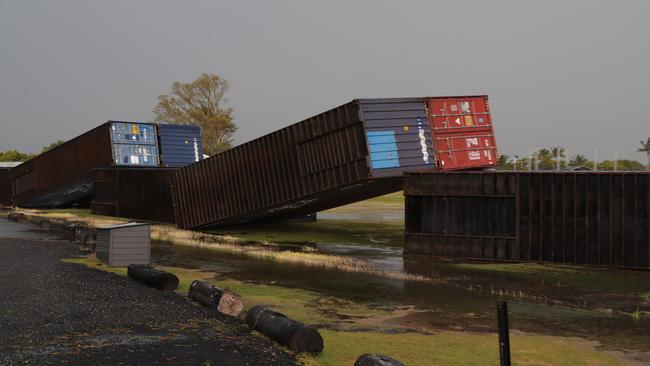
[0,218,297,366]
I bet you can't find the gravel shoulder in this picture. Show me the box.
[0,218,297,366]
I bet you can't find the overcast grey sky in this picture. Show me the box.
[1,0,649,160]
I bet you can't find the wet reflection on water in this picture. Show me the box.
[152,239,650,355]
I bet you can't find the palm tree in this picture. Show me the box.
[496,154,511,170]
[550,146,566,170]
[550,146,566,159]
[535,148,554,170]
[569,154,589,167]
[639,138,650,170]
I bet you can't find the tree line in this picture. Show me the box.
[497,142,650,171]
[0,140,66,162]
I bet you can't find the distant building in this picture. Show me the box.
[566,165,592,171]
[0,162,21,168]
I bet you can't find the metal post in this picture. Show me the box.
[497,301,511,366]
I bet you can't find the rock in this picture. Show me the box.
[355,354,406,366]
[7,212,26,221]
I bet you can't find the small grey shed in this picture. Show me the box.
[96,223,151,266]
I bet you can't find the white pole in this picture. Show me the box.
[614,150,618,171]
[593,149,598,171]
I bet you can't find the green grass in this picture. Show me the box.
[453,262,650,294]
[207,219,404,247]
[299,330,626,366]
[327,191,405,210]
[43,208,96,217]
[61,255,388,326]
[63,255,634,366]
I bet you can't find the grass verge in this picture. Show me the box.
[64,255,634,366]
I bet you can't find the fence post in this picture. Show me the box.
[497,301,511,366]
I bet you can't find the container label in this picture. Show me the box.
[468,151,481,160]
[417,119,430,164]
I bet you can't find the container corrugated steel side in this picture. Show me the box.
[426,96,498,170]
[0,168,13,205]
[157,124,203,167]
[10,121,160,208]
[91,167,177,223]
[404,171,650,269]
[172,97,486,229]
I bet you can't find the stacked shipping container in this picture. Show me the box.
[10,121,202,208]
[157,124,203,167]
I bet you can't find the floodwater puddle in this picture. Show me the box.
[0,217,70,241]
[152,238,650,357]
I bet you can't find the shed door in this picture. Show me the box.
[426,96,497,170]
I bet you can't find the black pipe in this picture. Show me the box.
[127,264,179,291]
[497,301,511,366]
[245,305,324,354]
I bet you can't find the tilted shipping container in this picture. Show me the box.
[157,124,203,167]
[10,121,160,208]
[91,167,177,224]
[171,96,498,229]
[404,171,650,269]
[426,96,497,170]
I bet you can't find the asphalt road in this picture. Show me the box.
[0,217,297,366]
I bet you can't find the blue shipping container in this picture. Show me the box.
[358,99,435,177]
[110,121,160,166]
[157,124,203,167]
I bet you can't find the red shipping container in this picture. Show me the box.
[426,96,498,170]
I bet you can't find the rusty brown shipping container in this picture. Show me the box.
[10,121,160,208]
[404,171,650,269]
[91,167,176,224]
[173,97,485,228]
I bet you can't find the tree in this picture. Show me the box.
[599,159,645,171]
[534,148,554,170]
[639,137,650,170]
[153,73,237,155]
[42,139,66,153]
[0,149,36,162]
[496,154,513,170]
[568,154,590,167]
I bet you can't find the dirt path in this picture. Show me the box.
[0,218,297,366]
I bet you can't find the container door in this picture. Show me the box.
[426,96,497,170]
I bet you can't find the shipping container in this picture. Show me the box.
[426,96,497,170]
[10,121,160,208]
[404,171,650,269]
[171,96,497,229]
[91,167,176,224]
[157,124,203,167]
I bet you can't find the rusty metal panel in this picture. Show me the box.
[91,167,177,224]
[0,169,13,205]
[10,123,114,207]
[404,172,650,269]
